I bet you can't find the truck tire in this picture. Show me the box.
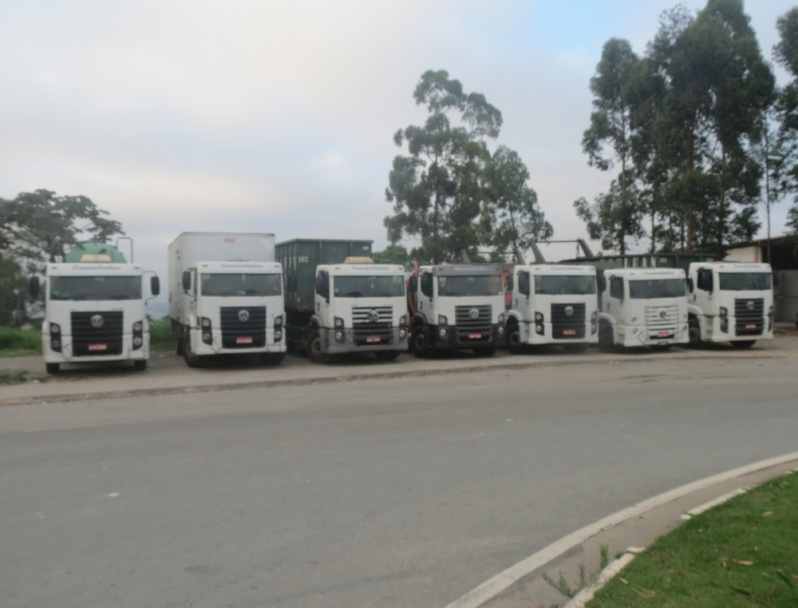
[506,321,524,354]
[308,328,330,364]
[133,360,147,371]
[731,340,756,349]
[598,321,615,352]
[183,338,208,368]
[45,362,60,374]
[259,352,287,365]
[410,326,429,358]
[374,350,401,362]
[472,346,497,357]
[687,317,705,349]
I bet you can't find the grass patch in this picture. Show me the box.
[0,327,41,357]
[0,370,29,384]
[587,472,798,608]
[149,316,176,352]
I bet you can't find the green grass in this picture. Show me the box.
[0,370,29,384]
[148,316,176,352]
[0,327,41,357]
[587,472,798,608]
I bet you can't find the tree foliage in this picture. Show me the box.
[0,190,124,326]
[385,70,549,263]
[576,0,775,256]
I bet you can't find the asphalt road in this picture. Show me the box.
[1,353,797,608]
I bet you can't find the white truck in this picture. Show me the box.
[407,263,506,357]
[686,261,774,348]
[505,264,598,353]
[597,267,689,350]
[168,232,286,367]
[277,239,408,363]
[29,242,160,374]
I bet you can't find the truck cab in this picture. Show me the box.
[30,248,160,374]
[305,262,408,362]
[505,264,598,353]
[408,264,505,357]
[175,261,286,366]
[598,267,689,350]
[686,262,774,348]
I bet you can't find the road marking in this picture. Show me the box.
[443,451,798,608]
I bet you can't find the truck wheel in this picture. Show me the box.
[688,318,705,349]
[133,360,147,371]
[183,338,207,368]
[374,350,401,362]
[472,346,497,357]
[506,321,524,354]
[410,326,429,358]
[598,322,615,352]
[45,363,60,374]
[731,340,756,349]
[562,343,587,354]
[308,329,330,364]
[259,352,287,365]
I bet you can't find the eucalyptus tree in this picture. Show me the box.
[480,146,552,261]
[385,70,502,263]
[577,38,644,254]
[774,7,798,232]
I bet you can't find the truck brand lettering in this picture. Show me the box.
[220,263,267,269]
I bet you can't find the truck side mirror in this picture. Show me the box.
[29,276,40,298]
[182,270,192,291]
[151,276,161,297]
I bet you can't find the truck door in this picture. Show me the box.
[418,271,434,321]
[693,267,715,316]
[315,270,332,325]
[607,275,625,325]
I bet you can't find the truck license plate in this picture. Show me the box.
[468,332,482,339]
[366,336,381,343]
[563,329,576,336]
[745,323,756,329]
[88,344,107,351]
[657,331,672,338]
[236,337,253,344]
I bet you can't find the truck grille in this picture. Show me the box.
[645,304,679,340]
[550,302,586,339]
[455,305,492,343]
[220,306,266,348]
[352,306,393,345]
[734,298,764,336]
[71,311,124,356]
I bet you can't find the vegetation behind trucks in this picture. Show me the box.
[28,241,160,374]
[407,263,506,357]
[505,264,598,354]
[168,232,286,367]
[277,239,408,363]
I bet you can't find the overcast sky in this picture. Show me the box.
[1,0,795,289]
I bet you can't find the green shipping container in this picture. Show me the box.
[276,239,373,313]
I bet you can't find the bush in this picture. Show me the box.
[0,327,41,356]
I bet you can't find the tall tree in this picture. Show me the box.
[385,70,502,263]
[577,38,645,254]
[774,7,798,230]
[480,146,552,261]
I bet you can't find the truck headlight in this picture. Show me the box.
[201,317,212,328]
[399,314,407,326]
[133,336,143,347]
[498,312,505,324]
[719,307,728,319]
[274,315,283,328]
[50,323,61,335]
[534,312,544,323]
[335,317,344,329]
[335,330,344,342]
[201,317,213,344]
[438,315,448,326]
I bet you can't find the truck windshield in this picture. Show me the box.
[719,272,772,291]
[629,279,686,299]
[437,275,503,297]
[201,273,282,297]
[50,276,142,301]
[332,275,405,298]
[534,275,596,295]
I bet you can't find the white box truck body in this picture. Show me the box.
[168,232,286,367]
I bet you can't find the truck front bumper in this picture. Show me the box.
[426,323,504,350]
[321,327,408,355]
